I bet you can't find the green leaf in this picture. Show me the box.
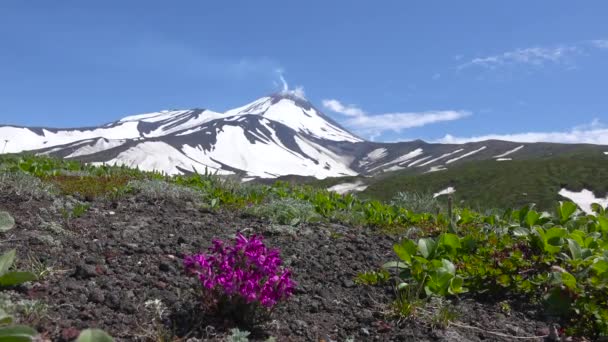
[382,261,408,270]
[525,210,540,228]
[591,203,605,216]
[438,233,461,255]
[418,238,437,259]
[557,201,578,223]
[76,329,114,342]
[449,276,467,294]
[0,212,15,233]
[0,325,38,341]
[567,239,583,260]
[0,308,12,325]
[393,239,417,264]
[512,227,530,237]
[561,272,577,291]
[439,259,456,276]
[0,272,37,287]
[592,259,608,275]
[598,216,608,234]
[0,250,16,275]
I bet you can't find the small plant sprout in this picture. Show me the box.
[184,233,295,326]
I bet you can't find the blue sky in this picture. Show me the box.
[1,1,607,144]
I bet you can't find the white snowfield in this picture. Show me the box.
[369,148,424,172]
[327,181,368,194]
[493,145,524,158]
[426,165,447,173]
[446,146,486,164]
[558,188,608,214]
[604,152,608,155]
[496,158,512,161]
[433,187,455,198]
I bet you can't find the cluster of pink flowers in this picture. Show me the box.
[183,233,295,308]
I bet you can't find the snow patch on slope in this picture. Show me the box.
[99,141,217,175]
[370,148,424,172]
[496,158,512,161]
[0,123,141,153]
[446,146,486,164]
[426,165,447,173]
[558,188,608,214]
[66,138,126,158]
[327,181,368,194]
[419,149,464,167]
[433,187,455,198]
[494,145,524,158]
[358,148,388,167]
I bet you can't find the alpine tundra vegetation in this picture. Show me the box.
[0,154,607,340]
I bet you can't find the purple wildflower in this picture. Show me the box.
[183,232,295,311]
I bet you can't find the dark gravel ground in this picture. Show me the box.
[0,189,554,341]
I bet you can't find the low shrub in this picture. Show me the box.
[246,198,321,226]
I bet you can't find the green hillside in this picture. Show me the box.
[360,152,608,210]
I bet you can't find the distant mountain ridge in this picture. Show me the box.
[1,93,606,179]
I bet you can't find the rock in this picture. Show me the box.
[88,288,105,304]
[61,327,80,341]
[72,264,97,279]
[356,309,374,323]
[342,278,355,288]
[159,261,172,272]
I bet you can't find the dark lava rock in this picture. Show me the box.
[72,264,97,279]
[88,288,105,304]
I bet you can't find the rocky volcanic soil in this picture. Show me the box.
[0,189,553,341]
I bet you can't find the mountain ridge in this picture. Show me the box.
[1,93,606,178]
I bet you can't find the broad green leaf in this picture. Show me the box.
[557,201,578,223]
[393,239,417,264]
[525,210,540,228]
[438,233,461,254]
[512,227,530,237]
[382,261,408,270]
[0,272,37,287]
[0,308,12,325]
[0,250,16,275]
[418,238,437,259]
[0,325,38,341]
[598,216,608,233]
[592,259,608,275]
[449,276,467,294]
[561,271,577,291]
[439,259,456,276]
[75,329,114,342]
[0,211,15,233]
[567,239,583,260]
[591,203,605,216]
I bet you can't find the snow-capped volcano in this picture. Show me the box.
[0,93,361,178]
[1,93,604,178]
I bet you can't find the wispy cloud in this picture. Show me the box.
[458,39,608,71]
[322,99,365,117]
[459,46,580,70]
[590,39,608,49]
[437,119,608,145]
[323,99,470,139]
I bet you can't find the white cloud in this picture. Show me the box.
[323,99,470,139]
[459,46,580,70]
[590,39,608,49]
[321,99,365,117]
[438,120,608,145]
[459,38,608,71]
